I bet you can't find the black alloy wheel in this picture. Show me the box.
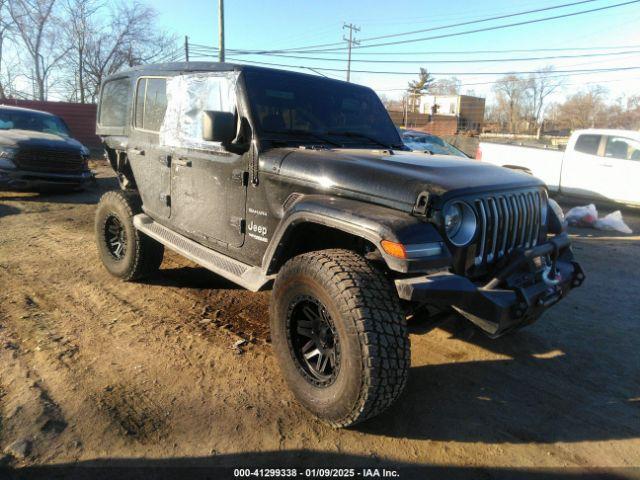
[104,214,127,260]
[287,295,341,387]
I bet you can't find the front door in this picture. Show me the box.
[163,71,247,248]
[170,147,247,247]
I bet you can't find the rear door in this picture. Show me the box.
[127,76,171,221]
[560,133,606,199]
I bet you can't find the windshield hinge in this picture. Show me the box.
[232,169,249,186]
[230,216,245,234]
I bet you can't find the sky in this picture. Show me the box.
[149,0,640,105]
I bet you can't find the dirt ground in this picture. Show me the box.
[1,162,639,478]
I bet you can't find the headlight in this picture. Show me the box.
[444,203,462,237]
[0,146,17,169]
[548,198,564,223]
[443,201,477,246]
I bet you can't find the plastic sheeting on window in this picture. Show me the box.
[159,71,239,150]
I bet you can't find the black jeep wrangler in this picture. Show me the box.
[95,63,584,427]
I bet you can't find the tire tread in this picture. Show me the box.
[273,248,409,427]
[95,190,164,281]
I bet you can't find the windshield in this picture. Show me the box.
[0,109,71,137]
[401,131,467,157]
[243,70,403,148]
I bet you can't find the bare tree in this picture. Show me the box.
[8,0,70,100]
[557,86,608,129]
[0,54,24,99]
[429,77,461,95]
[526,66,565,138]
[493,74,528,134]
[63,0,99,103]
[0,0,13,99]
[82,1,177,102]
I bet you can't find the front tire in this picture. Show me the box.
[94,190,164,281]
[270,249,410,427]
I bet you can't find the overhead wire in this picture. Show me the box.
[215,0,604,54]
[191,43,640,56]
[223,57,640,76]
[214,49,640,64]
[217,0,640,54]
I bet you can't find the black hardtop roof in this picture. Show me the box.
[104,61,362,89]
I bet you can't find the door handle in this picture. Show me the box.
[174,158,192,167]
[599,163,613,167]
[129,147,145,156]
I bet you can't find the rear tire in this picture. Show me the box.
[270,249,410,427]
[95,190,164,281]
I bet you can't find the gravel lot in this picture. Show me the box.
[1,162,639,478]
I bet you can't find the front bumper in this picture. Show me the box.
[395,234,585,337]
[0,168,94,189]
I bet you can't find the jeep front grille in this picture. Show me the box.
[472,189,545,266]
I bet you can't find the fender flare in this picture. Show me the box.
[263,194,451,274]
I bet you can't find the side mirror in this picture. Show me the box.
[202,111,235,143]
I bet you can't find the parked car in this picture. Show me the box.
[0,105,93,190]
[400,128,468,157]
[95,62,584,427]
[477,129,640,206]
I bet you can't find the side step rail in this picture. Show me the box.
[133,214,273,292]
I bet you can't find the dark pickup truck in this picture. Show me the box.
[0,105,93,190]
[94,63,584,427]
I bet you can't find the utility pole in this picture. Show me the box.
[342,23,360,82]
[218,0,225,62]
[184,36,190,62]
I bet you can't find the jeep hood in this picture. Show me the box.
[272,148,545,210]
[0,129,84,150]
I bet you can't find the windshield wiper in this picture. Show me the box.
[269,129,343,147]
[326,130,399,150]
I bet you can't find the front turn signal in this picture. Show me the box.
[381,240,407,259]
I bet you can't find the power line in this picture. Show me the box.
[218,0,604,54]
[230,0,640,54]
[221,49,640,64]
[355,0,602,43]
[224,57,640,76]
[332,0,640,52]
[192,42,640,57]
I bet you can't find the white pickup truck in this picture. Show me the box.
[477,129,640,206]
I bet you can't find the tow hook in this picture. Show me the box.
[542,265,561,286]
[542,240,561,286]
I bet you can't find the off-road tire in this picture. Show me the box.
[270,249,410,427]
[95,190,164,281]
